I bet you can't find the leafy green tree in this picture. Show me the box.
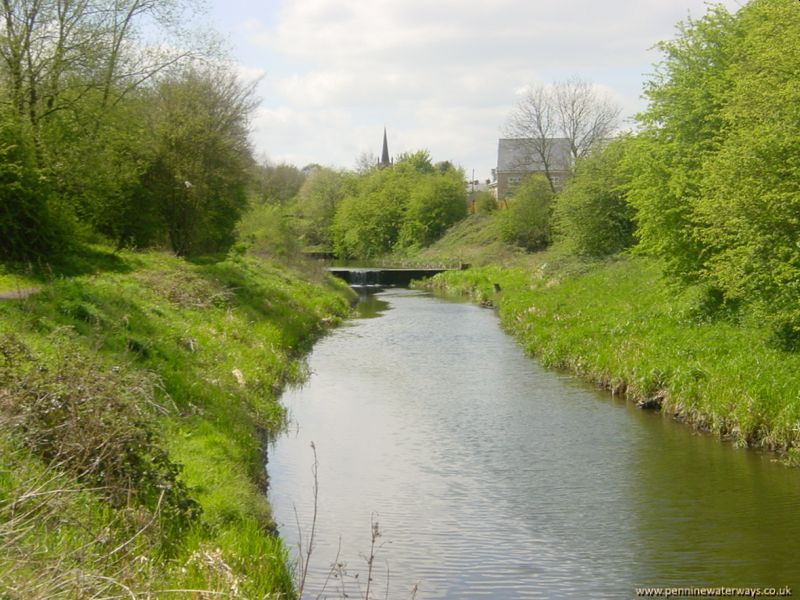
[0,0,203,167]
[399,169,467,249]
[553,137,635,256]
[0,0,214,258]
[499,175,553,251]
[292,168,353,248]
[133,67,257,256]
[331,193,403,260]
[625,4,738,281]
[0,108,67,259]
[330,150,468,259]
[395,150,435,175]
[694,0,800,345]
[254,163,306,205]
[236,203,300,258]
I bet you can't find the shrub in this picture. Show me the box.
[0,334,200,553]
[498,175,554,251]
[554,137,636,256]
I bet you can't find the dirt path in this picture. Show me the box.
[0,287,41,301]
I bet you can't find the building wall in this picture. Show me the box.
[496,170,569,200]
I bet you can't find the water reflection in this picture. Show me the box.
[353,289,391,319]
[269,289,800,599]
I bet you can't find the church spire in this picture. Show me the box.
[379,127,391,168]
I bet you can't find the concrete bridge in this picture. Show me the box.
[327,267,456,287]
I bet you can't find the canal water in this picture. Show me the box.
[268,288,800,599]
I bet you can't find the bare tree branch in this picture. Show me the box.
[505,76,621,192]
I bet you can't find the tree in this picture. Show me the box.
[694,0,800,346]
[0,0,213,257]
[505,76,620,192]
[498,175,554,251]
[625,5,737,282]
[395,150,435,175]
[292,167,352,247]
[131,66,257,256]
[398,169,467,249]
[553,136,635,257]
[254,162,306,205]
[0,0,204,161]
[330,150,467,259]
[0,106,66,259]
[354,151,378,174]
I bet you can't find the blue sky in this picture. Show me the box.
[204,0,743,180]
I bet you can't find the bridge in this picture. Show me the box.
[327,267,458,287]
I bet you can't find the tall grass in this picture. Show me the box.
[0,248,354,597]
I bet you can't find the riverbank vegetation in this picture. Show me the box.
[417,0,800,459]
[422,253,800,457]
[0,248,353,596]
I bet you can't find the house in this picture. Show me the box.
[494,138,572,200]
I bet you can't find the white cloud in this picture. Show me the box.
[224,0,743,177]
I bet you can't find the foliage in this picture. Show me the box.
[553,136,635,256]
[331,169,406,259]
[473,191,498,214]
[395,149,436,174]
[398,169,468,249]
[255,162,307,204]
[0,249,353,596]
[292,167,354,248]
[498,175,554,251]
[330,150,468,259]
[237,202,301,257]
[132,67,257,256]
[694,0,800,330]
[623,0,800,346]
[0,0,214,258]
[625,4,737,281]
[0,109,68,259]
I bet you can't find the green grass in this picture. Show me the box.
[0,247,355,598]
[422,253,800,455]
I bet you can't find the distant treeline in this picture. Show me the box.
[241,150,468,260]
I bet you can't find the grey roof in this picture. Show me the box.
[497,138,572,173]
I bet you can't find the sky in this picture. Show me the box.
[204,0,743,181]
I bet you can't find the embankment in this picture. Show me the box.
[0,248,354,597]
[420,255,800,460]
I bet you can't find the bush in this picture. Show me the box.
[399,170,467,249]
[554,137,635,256]
[237,203,301,257]
[474,191,498,214]
[499,175,553,251]
[0,334,200,552]
[0,111,68,260]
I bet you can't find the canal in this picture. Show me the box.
[268,288,800,599]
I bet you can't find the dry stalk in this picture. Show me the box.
[295,441,319,598]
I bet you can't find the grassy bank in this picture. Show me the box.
[420,253,800,460]
[0,247,354,598]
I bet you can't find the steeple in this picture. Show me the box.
[379,127,391,168]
